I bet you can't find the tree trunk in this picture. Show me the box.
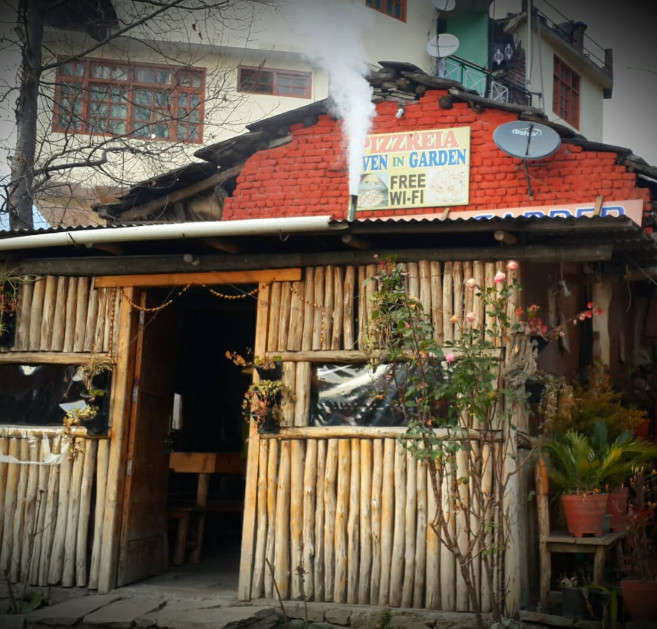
[8,0,43,230]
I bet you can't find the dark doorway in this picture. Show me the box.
[117,284,256,588]
[166,286,256,574]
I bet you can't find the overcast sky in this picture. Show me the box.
[491,0,657,166]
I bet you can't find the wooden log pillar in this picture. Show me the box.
[238,281,270,600]
[536,456,550,610]
[98,287,135,593]
[592,279,613,367]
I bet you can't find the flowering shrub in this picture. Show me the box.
[366,259,529,624]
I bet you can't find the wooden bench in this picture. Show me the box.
[167,452,244,565]
[535,457,624,609]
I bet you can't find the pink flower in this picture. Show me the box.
[506,260,519,271]
[466,277,477,289]
[465,311,476,322]
[587,301,593,309]
[445,353,455,364]
[494,271,506,284]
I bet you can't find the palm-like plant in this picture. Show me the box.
[544,423,657,494]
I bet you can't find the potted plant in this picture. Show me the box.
[242,379,289,433]
[621,472,657,621]
[545,423,657,537]
[560,575,588,618]
[544,430,610,537]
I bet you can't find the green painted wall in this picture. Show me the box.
[445,11,488,67]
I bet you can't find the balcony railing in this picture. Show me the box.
[439,55,538,108]
[533,0,610,72]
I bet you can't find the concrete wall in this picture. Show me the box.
[514,21,606,141]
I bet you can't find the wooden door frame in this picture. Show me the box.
[97,287,139,593]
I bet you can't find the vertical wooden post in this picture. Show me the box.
[592,279,613,367]
[28,277,46,350]
[333,438,350,603]
[369,439,383,605]
[30,436,50,584]
[343,266,355,350]
[251,439,268,598]
[302,438,317,599]
[76,440,97,587]
[323,438,338,600]
[389,440,407,607]
[15,277,33,350]
[358,438,372,604]
[0,438,19,572]
[51,277,68,351]
[414,459,427,608]
[263,439,278,598]
[39,436,60,586]
[346,438,360,604]
[536,456,550,610]
[378,438,395,606]
[39,275,57,350]
[313,439,326,600]
[89,438,109,589]
[62,277,78,352]
[238,281,270,600]
[401,448,417,608]
[98,287,135,593]
[10,438,30,582]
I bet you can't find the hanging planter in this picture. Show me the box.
[242,380,289,434]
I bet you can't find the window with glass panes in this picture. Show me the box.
[553,56,579,129]
[237,67,311,98]
[54,59,204,143]
[366,0,406,21]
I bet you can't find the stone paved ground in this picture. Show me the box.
[2,586,656,628]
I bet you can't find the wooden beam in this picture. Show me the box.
[266,348,501,363]
[203,238,241,254]
[341,234,372,250]
[0,351,113,364]
[16,244,615,277]
[88,243,123,256]
[120,166,242,220]
[494,230,518,246]
[93,268,302,288]
[261,426,503,441]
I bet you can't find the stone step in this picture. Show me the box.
[83,597,166,629]
[27,594,122,626]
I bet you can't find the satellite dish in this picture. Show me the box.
[493,121,561,160]
[432,0,456,10]
[426,33,460,58]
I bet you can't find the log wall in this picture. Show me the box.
[0,428,106,587]
[240,261,514,609]
[10,276,120,354]
[0,275,118,587]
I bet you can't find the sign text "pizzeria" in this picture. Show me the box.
[357,127,471,212]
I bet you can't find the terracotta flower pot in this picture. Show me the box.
[562,493,609,537]
[607,487,629,533]
[621,579,657,620]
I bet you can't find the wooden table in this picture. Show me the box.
[539,531,625,607]
[168,452,244,565]
[536,457,625,608]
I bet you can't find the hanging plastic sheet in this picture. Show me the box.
[310,363,407,426]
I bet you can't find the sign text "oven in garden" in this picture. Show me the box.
[356,127,471,211]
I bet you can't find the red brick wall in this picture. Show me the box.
[222,89,650,222]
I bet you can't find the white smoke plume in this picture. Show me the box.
[281,0,375,195]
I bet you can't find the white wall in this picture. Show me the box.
[518,28,605,140]
[33,0,437,209]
